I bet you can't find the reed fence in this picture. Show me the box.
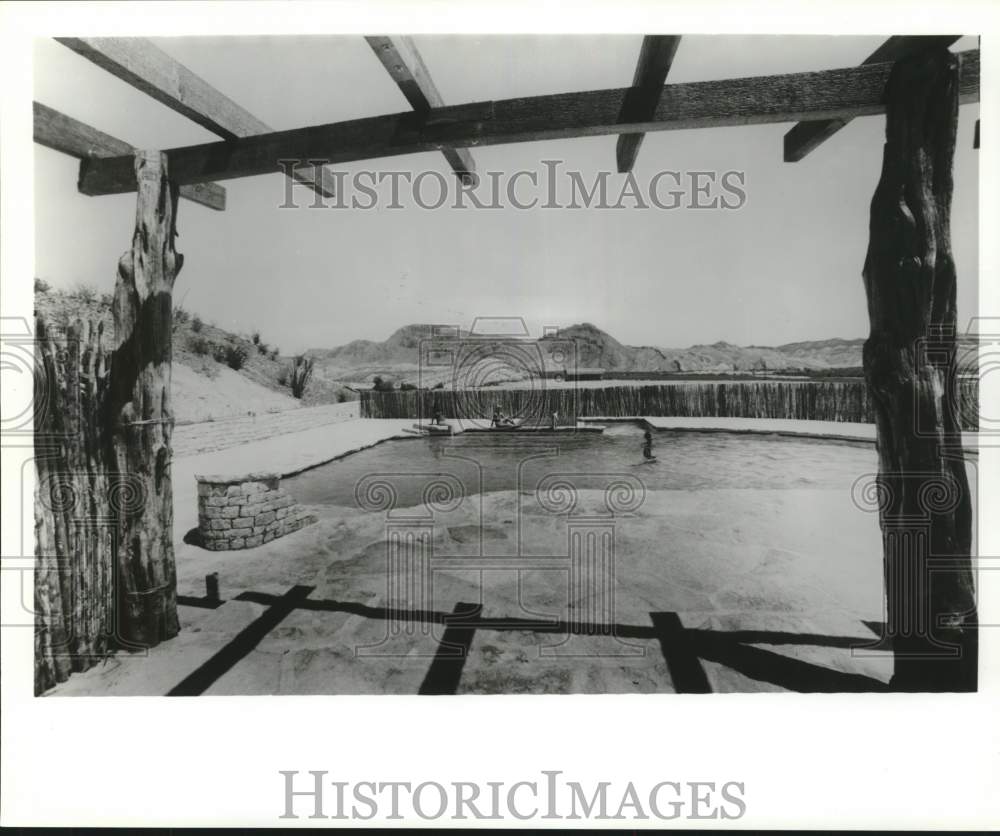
[361,379,980,431]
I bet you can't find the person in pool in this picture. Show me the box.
[642,429,656,462]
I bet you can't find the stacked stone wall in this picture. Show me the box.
[196,472,316,550]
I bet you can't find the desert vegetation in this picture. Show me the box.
[34,283,356,409]
[288,354,315,398]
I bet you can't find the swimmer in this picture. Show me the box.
[641,429,657,463]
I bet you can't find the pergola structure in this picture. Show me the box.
[33,34,981,694]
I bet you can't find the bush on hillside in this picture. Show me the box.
[188,335,214,356]
[217,342,249,371]
[191,316,203,333]
[34,278,50,294]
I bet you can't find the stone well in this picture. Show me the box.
[195,472,317,551]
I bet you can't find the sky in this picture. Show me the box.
[33,35,980,354]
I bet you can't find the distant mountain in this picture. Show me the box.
[776,337,865,369]
[308,322,877,386]
[539,324,843,373]
[310,324,467,367]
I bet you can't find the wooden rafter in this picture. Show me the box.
[783,35,962,162]
[78,50,980,197]
[33,101,225,210]
[616,35,682,173]
[365,36,476,182]
[55,37,337,198]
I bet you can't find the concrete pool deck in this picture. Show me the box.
[45,415,974,696]
[640,416,877,443]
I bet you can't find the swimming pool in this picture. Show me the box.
[283,423,880,509]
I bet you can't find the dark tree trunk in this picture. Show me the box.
[108,149,182,648]
[862,48,977,691]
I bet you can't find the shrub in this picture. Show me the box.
[34,278,50,294]
[399,382,417,391]
[251,331,261,346]
[191,316,203,333]
[257,342,270,355]
[99,292,114,308]
[71,283,97,304]
[432,381,445,390]
[270,348,280,361]
[220,343,249,371]
[173,306,191,324]
[372,376,394,392]
[289,354,315,399]
[188,335,213,356]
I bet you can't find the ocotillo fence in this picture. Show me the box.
[361,378,980,430]
[34,317,116,694]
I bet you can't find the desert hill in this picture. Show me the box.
[33,282,354,422]
[308,321,869,385]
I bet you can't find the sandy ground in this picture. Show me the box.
[49,416,922,696]
[172,363,302,423]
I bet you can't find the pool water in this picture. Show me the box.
[284,424,879,510]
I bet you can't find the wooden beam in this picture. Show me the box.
[616,35,682,173]
[78,50,980,197]
[365,36,476,182]
[783,35,962,162]
[33,101,226,211]
[862,47,976,691]
[55,37,337,198]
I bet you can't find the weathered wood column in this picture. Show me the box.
[862,47,977,691]
[108,150,182,647]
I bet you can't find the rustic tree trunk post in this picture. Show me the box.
[862,47,977,691]
[108,149,182,647]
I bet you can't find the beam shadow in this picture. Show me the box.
[167,585,315,696]
[650,611,711,693]
[418,602,482,695]
[226,591,889,694]
[690,633,890,693]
